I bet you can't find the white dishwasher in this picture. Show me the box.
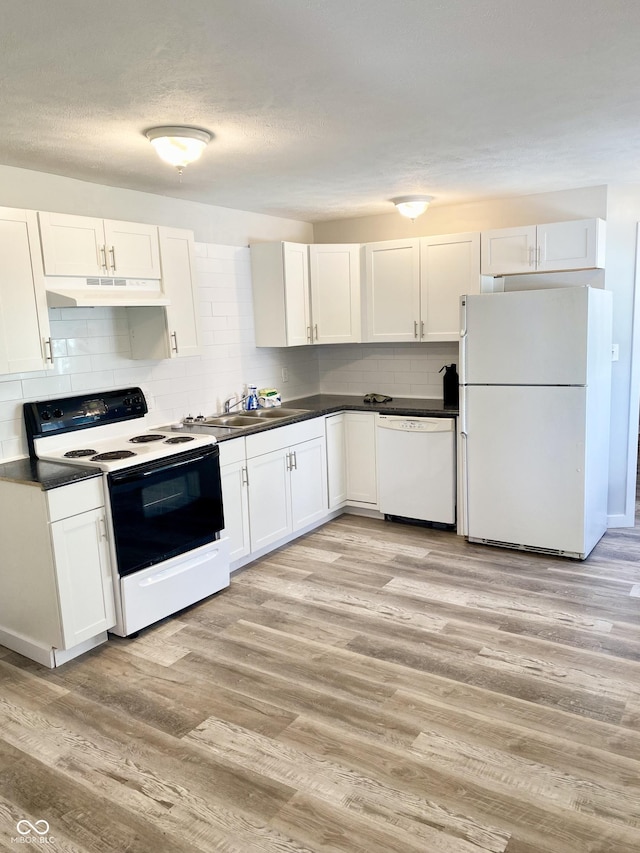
[377,415,456,524]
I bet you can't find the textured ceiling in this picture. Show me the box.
[1,0,640,222]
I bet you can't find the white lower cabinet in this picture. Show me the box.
[50,505,115,648]
[324,411,378,508]
[245,418,328,553]
[219,438,251,563]
[326,413,347,509]
[345,412,378,506]
[0,476,116,667]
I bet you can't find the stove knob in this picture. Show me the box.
[53,409,63,419]
[123,397,131,407]
[40,410,51,421]
[195,414,205,421]
[132,395,142,406]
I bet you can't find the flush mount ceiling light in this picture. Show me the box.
[145,126,212,175]
[391,195,434,221]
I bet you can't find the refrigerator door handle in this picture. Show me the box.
[459,296,467,384]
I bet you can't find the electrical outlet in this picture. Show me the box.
[281,367,289,382]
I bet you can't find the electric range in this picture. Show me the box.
[24,387,229,637]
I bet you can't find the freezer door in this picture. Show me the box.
[464,386,595,555]
[462,288,603,385]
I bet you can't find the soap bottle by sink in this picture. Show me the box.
[245,385,259,410]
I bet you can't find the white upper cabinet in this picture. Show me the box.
[309,244,361,343]
[364,235,481,343]
[251,241,361,347]
[481,218,605,276]
[38,211,161,278]
[364,239,420,343]
[420,232,481,341]
[250,241,310,347]
[128,227,201,360]
[0,208,52,374]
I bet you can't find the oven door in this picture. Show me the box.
[108,445,224,577]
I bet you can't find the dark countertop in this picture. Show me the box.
[175,394,458,442]
[0,458,102,490]
[285,394,458,418]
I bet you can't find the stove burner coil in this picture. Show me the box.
[91,450,137,461]
[64,449,98,458]
[129,434,167,443]
[164,436,195,444]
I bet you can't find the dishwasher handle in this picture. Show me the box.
[377,415,455,433]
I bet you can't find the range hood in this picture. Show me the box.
[45,276,171,308]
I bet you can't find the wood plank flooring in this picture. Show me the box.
[1,508,640,851]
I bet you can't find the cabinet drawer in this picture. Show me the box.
[47,477,105,522]
[246,417,324,458]
[218,436,246,467]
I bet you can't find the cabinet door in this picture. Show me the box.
[480,225,536,275]
[50,507,115,649]
[103,219,161,279]
[325,414,347,509]
[247,449,292,551]
[365,240,420,342]
[421,232,480,340]
[220,460,251,562]
[0,209,51,374]
[537,219,604,272]
[283,242,311,347]
[290,437,328,531]
[309,244,361,343]
[38,211,105,276]
[158,226,201,357]
[345,412,378,504]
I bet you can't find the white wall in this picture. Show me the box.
[313,185,608,243]
[0,243,319,461]
[604,185,640,525]
[0,164,313,246]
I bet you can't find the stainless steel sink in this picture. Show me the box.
[190,407,310,431]
[240,407,308,420]
[201,414,260,427]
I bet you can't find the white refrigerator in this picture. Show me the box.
[460,286,612,559]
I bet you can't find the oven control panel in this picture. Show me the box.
[24,387,148,440]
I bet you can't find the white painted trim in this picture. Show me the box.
[54,633,108,666]
[621,223,640,525]
[0,627,55,667]
[607,511,635,529]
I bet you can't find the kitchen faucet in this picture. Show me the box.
[223,394,247,414]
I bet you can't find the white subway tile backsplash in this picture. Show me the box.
[0,381,23,402]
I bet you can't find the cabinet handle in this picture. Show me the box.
[44,337,54,364]
[536,245,541,265]
[241,466,248,486]
[314,324,318,341]
[414,320,419,338]
[291,450,297,470]
[307,326,312,343]
[109,245,116,272]
[99,245,108,272]
[528,245,535,267]
[285,452,291,471]
[97,516,108,541]
[421,320,425,338]
[171,331,179,353]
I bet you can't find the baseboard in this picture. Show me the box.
[607,512,635,529]
[0,627,55,667]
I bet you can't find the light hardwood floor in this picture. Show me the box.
[1,506,640,852]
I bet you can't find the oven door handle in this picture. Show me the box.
[109,448,218,484]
